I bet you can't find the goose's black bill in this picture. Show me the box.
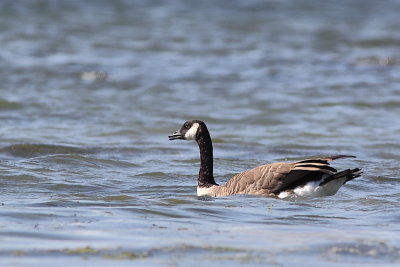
[168,132,183,140]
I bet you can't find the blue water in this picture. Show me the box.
[1,0,400,266]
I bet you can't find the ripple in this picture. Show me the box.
[323,240,400,263]
[0,144,92,158]
[0,98,21,110]
[0,231,78,241]
[124,207,188,219]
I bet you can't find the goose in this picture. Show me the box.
[168,120,362,198]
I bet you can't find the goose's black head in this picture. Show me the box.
[168,120,204,141]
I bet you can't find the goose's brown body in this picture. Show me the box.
[197,156,360,197]
[169,120,362,198]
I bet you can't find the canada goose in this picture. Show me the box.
[168,120,362,198]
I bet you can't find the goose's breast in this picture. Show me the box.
[197,185,220,197]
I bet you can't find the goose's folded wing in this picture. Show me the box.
[223,157,343,196]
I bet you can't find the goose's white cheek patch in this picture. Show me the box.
[185,123,199,140]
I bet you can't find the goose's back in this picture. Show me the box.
[222,162,297,196]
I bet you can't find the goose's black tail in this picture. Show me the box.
[319,168,362,186]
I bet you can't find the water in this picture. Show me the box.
[1,0,400,265]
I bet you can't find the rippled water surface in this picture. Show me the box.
[1,0,400,266]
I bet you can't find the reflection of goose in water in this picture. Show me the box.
[169,120,362,198]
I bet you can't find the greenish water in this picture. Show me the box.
[1,0,400,266]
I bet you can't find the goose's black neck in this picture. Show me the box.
[196,123,218,188]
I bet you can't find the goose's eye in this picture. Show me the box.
[184,122,189,128]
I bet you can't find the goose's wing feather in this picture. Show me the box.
[223,156,343,196]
